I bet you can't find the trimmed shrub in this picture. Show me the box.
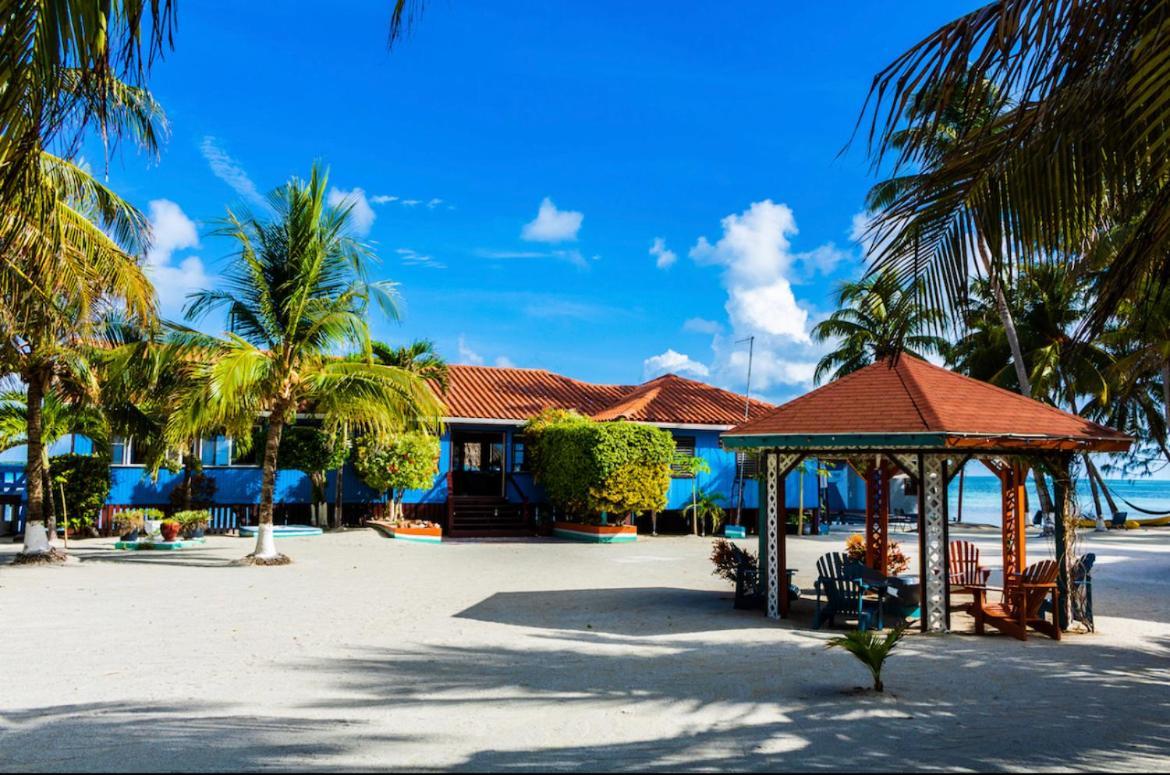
[523,410,673,521]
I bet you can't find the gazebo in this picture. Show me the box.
[721,355,1131,633]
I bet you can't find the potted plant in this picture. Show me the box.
[159,519,181,542]
[174,509,210,539]
[114,508,162,541]
[683,488,726,538]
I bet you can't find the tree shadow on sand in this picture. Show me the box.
[302,621,1170,771]
[0,700,414,772]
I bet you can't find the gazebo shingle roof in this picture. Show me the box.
[723,355,1131,451]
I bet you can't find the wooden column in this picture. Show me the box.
[1000,462,1028,580]
[1050,454,1073,631]
[865,462,890,572]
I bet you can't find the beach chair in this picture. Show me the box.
[948,540,991,612]
[1111,511,1129,529]
[971,559,1061,641]
[1039,553,1095,632]
[814,552,883,631]
[733,545,800,611]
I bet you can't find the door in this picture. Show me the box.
[451,431,506,497]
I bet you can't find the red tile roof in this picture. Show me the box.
[435,366,768,427]
[724,355,1131,451]
[592,373,772,425]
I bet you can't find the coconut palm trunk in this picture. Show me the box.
[975,239,1057,515]
[21,369,52,554]
[1162,360,1170,434]
[253,406,288,560]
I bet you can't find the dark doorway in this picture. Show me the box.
[451,431,506,497]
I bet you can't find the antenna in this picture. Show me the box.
[734,335,755,526]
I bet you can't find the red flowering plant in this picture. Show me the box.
[844,533,910,576]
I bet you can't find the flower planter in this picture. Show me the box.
[723,525,747,539]
[552,521,637,544]
[369,520,442,544]
[160,522,181,542]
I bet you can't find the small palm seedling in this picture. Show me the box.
[826,625,907,693]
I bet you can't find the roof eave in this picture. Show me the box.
[720,430,1132,453]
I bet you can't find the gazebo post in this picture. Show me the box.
[864,460,890,572]
[917,453,949,633]
[763,451,802,620]
[997,461,1028,580]
[1050,453,1074,631]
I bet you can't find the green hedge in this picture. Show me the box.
[523,410,673,519]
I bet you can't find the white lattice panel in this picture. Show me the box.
[922,455,947,632]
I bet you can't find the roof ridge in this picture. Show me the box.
[892,356,942,431]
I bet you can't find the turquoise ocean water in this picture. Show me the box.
[952,474,1170,525]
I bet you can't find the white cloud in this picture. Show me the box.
[643,349,710,379]
[427,198,444,209]
[649,237,677,269]
[690,199,810,344]
[143,200,212,321]
[396,247,446,270]
[401,199,421,207]
[199,136,266,209]
[371,194,399,204]
[521,197,583,243]
[683,317,723,335]
[475,247,590,269]
[679,200,862,400]
[327,187,376,236]
[495,355,516,368]
[795,243,851,277]
[457,335,484,365]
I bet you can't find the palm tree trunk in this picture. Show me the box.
[21,369,52,555]
[333,464,344,529]
[1085,456,1119,520]
[253,409,288,559]
[1086,454,1105,527]
[1162,359,1170,435]
[42,463,55,539]
[975,237,1056,515]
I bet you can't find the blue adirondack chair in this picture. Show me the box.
[1039,553,1095,631]
[813,552,884,631]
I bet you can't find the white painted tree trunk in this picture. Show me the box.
[22,520,52,554]
[252,523,279,559]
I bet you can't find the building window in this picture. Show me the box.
[111,436,128,465]
[671,435,697,477]
[197,434,260,467]
[736,451,760,480]
[511,434,529,473]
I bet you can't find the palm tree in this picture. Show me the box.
[173,164,442,563]
[811,270,948,384]
[683,488,727,537]
[371,339,449,390]
[1,150,157,559]
[0,389,109,530]
[857,1,1170,335]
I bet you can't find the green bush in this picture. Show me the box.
[173,509,210,527]
[49,453,111,532]
[353,432,441,522]
[114,508,165,533]
[523,410,673,520]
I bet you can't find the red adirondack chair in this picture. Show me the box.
[971,559,1062,641]
[948,540,991,612]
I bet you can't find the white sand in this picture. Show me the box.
[1,525,1169,772]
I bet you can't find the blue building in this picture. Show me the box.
[0,365,867,537]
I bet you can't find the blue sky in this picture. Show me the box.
[99,1,977,403]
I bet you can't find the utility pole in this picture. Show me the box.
[734,336,755,526]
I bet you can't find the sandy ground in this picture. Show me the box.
[1,524,1169,772]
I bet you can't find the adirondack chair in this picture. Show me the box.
[1039,553,1095,631]
[948,540,991,612]
[732,544,801,611]
[971,559,1061,641]
[813,552,883,631]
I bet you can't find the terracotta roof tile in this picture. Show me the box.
[435,366,769,426]
[724,355,1131,449]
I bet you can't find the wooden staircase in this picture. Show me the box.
[448,495,532,537]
